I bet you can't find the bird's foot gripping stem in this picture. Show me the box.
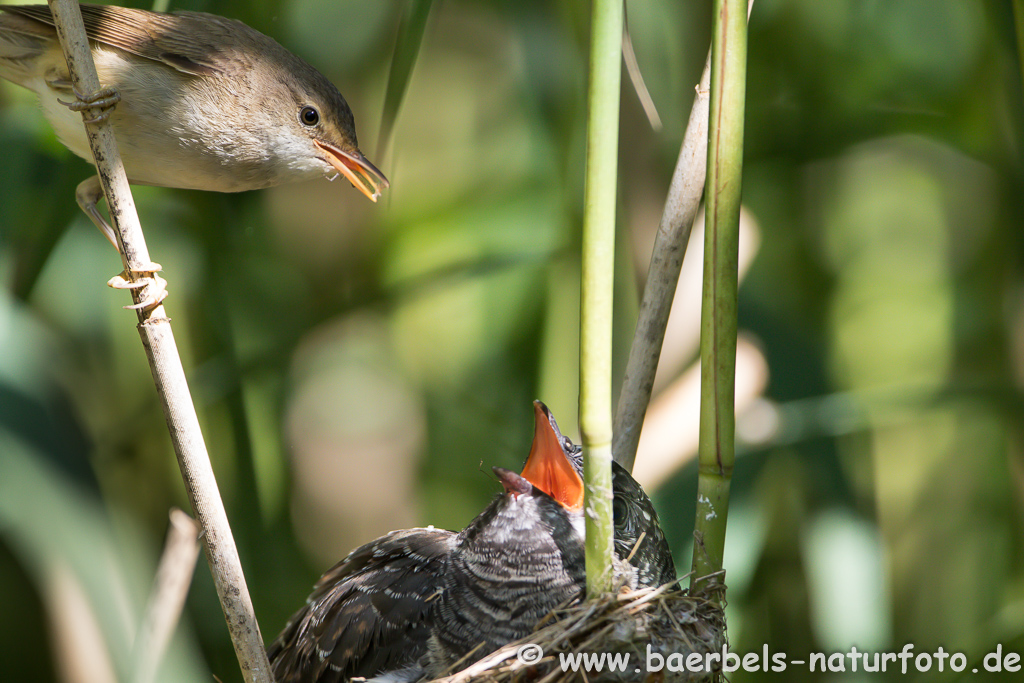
[75,177,168,311]
[59,86,121,124]
[108,262,168,311]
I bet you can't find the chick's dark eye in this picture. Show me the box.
[613,496,627,527]
[300,106,319,126]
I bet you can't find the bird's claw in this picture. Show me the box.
[59,86,121,124]
[107,262,168,311]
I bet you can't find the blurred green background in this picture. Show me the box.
[2,0,1024,681]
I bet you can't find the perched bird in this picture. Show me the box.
[0,4,388,303]
[268,401,675,683]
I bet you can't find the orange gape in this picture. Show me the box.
[520,402,585,511]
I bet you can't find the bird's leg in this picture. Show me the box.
[76,175,118,248]
[77,176,167,310]
[58,85,121,125]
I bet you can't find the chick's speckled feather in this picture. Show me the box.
[269,528,456,683]
[427,482,586,675]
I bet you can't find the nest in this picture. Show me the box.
[427,582,727,683]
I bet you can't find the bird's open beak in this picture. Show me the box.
[520,402,585,512]
[314,140,390,202]
[494,467,533,498]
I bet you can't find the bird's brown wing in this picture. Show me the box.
[0,4,259,76]
[269,528,456,683]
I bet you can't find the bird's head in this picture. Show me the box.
[528,400,678,588]
[456,402,587,555]
[272,60,389,201]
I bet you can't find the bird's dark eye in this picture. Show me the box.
[613,496,627,527]
[299,106,320,126]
